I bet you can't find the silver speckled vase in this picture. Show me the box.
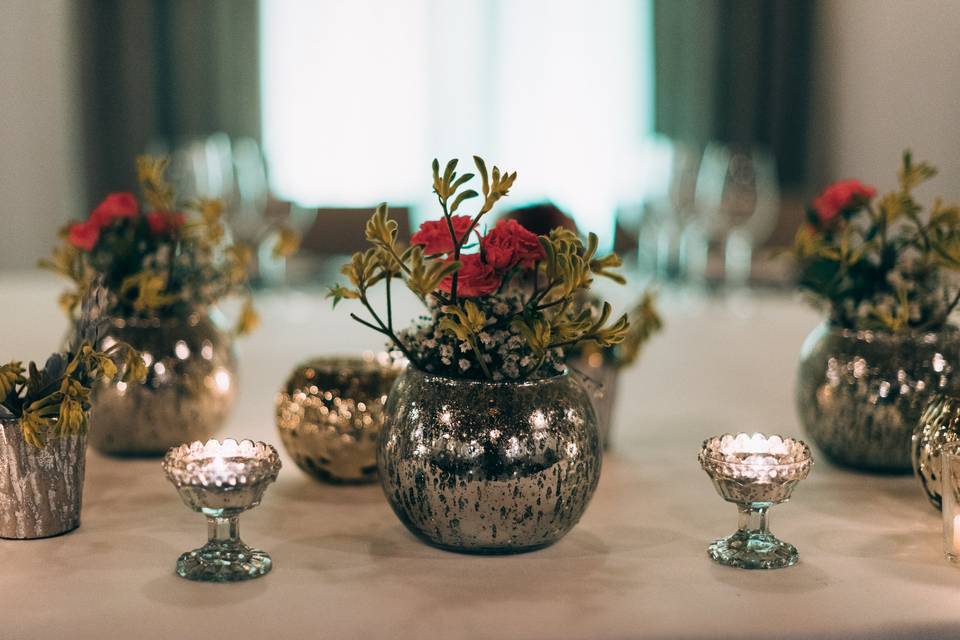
[0,418,86,539]
[796,322,960,473]
[912,393,960,509]
[85,311,238,456]
[276,355,402,483]
[378,367,602,554]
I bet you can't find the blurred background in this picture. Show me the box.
[2,0,960,289]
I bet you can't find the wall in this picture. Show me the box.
[809,0,960,198]
[0,0,81,270]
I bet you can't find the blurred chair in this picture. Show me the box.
[298,207,412,256]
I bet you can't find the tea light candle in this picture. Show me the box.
[940,443,960,564]
[952,515,960,556]
[162,438,281,582]
[699,432,813,570]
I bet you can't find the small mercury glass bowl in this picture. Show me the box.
[162,439,281,582]
[698,432,813,570]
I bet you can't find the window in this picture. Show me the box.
[261,0,653,244]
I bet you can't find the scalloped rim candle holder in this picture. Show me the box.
[162,438,281,582]
[699,432,812,570]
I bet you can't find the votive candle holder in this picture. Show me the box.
[699,432,813,570]
[162,438,281,582]
[940,442,960,563]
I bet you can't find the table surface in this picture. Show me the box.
[0,271,956,640]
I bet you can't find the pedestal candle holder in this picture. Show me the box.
[699,433,812,570]
[162,439,281,582]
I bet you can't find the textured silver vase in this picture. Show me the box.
[912,393,960,509]
[569,355,620,449]
[378,367,602,554]
[276,355,403,483]
[86,311,238,456]
[0,418,86,539]
[796,322,960,473]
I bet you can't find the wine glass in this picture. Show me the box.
[690,143,780,288]
[640,137,702,281]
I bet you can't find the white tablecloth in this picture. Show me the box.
[0,272,954,640]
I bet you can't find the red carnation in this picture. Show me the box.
[439,253,501,297]
[68,220,100,251]
[90,192,139,227]
[411,215,474,255]
[146,211,186,235]
[813,179,876,227]
[481,218,546,270]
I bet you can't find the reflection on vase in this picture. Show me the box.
[378,367,601,554]
[796,322,960,473]
[85,311,237,456]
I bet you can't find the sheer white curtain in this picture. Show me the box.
[261,0,652,243]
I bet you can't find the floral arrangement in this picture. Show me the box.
[0,289,145,448]
[792,152,960,333]
[329,156,634,381]
[0,344,144,448]
[42,157,298,334]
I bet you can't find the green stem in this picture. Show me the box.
[352,296,420,367]
[466,334,493,379]
[438,198,461,304]
[386,272,394,333]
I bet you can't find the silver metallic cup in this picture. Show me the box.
[0,418,86,539]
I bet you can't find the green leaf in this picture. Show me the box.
[450,189,479,213]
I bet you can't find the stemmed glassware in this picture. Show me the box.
[688,143,780,287]
[699,433,812,569]
[640,137,702,281]
[163,439,281,582]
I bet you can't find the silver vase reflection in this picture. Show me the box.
[796,322,960,472]
[85,310,237,456]
[0,418,86,539]
[378,368,601,554]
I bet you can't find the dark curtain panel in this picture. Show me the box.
[653,0,814,187]
[76,0,259,207]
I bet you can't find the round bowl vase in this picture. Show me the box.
[912,393,960,509]
[276,356,402,483]
[85,311,238,456]
[377,367,602,554]
[796,322,960,473]
[0,418,87,539]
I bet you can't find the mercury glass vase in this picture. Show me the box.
[378,367,602,554]
[912,393,960,509]
[0,418,87,539]
[276,354,403,483]
[796,322,960,473]
[84,310,238,456]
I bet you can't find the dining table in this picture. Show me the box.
[0,269,955,640]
